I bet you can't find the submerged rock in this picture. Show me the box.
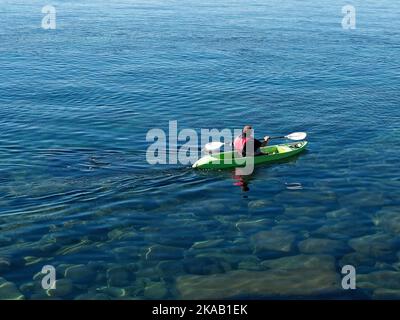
[222,242,252,255]
[284,206,327,218]
[0,236,12,246]
[19,282,37,295]
[107,266,135,287]
[30,293,56,300]
[261,254,335,271]
[88,260,108,272]
[215,215,242,225]
[194,252,247,267]
[315,220,375,239]
[98,286,126,298]
[107,228,138,241]
[235,219,274,233]
[348,233,400,260]
[24,256,46,266]
[278,216,321,232]
[56,239,93,256]
[46,279,73,298]
[298,238,348,255]
[144,245,184,261]
[251,230,296,257]
[247,200,272,210]
[203,201,226,213]
[338,191,387,209]
[124,283,145,297]
[157,260,185,277]
[183,257,231,275]
[374,262,396,272]
[339,252,375,269]
[64,264,96,284]
[0,278,25,300]
[112,246,141,260]
[358,271,400,290]
[39,242,60,254]
[143,281,168,299]
[176,267,340,299]
[135,267,161,281]
[160,232,205,248]
[373,288,400,299]
[238,257,263,271]
[326,208,352,219]
[0,257,11,273]
[374,207,400,234]
[75,292,110,300]
[191,239,224,250]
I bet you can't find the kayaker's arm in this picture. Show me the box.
[253,139,263,150]
[261,136,270,147]
[254,136,270,148]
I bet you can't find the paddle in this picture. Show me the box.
[204,132,307,153]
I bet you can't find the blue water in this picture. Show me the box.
[0,0,399,299]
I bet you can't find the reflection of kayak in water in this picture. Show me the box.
[233,173,251,192]
[192,141,308,170]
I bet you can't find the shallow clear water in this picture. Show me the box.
[0,0,399,299]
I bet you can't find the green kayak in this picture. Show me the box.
[192,141,308,169]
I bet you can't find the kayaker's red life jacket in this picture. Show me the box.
[234,135,250,156]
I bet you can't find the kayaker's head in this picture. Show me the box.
[242,125,253,138]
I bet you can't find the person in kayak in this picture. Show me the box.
[233,125,270,157]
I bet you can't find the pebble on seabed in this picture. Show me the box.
[373,288,400,299]
[182,256,230,275]
[251,229,296,255]
[98,286,126,298]
[247,200,272,210]
[235,219,274,233]
[374,207,400,234]
[284,205,327,218]
[175,265,341,299]
[260,254,336,271]
[348,233,399,259]
[64,264,96,284]
[0,257,11,273]
[357,270,400,291]
[106,266,135,287]
[46,279,74,298]
[0,277,25,300]
[297,238,348,255]
[144,244,184,261]
[191,239,225,249]
[238,257,264,271]
[143,281,168,299]
[156,260,185,278]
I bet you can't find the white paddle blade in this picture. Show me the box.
[285,132,307,141]
[204,141,225,153]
